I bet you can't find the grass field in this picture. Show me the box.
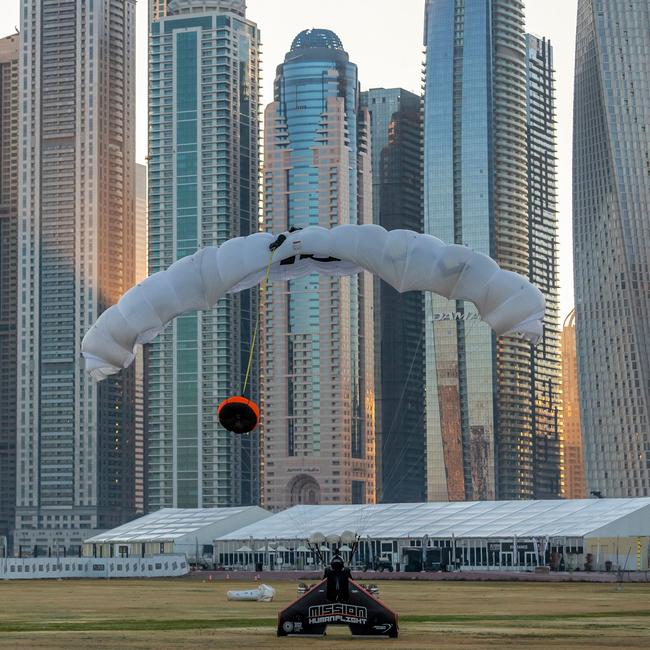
[1,578,650,649]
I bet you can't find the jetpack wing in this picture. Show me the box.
[277,578,398,637]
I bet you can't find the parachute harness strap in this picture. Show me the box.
[242,248,275,396]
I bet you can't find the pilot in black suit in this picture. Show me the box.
[324,552,351,602]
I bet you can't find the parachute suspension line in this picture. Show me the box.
[241,250,275,397]
[383,292,448,492]
[386,409,427,496]
[463,300,482,339]
[379,316,426,490]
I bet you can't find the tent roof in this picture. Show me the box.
[215,499,650,541]
[85,507,269,543]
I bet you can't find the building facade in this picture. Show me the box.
[561,310,586,499]
[262,29,375,510]
[134,163,148,515]
[525,35,562,498]
[150,0,170,21]
[16,0,138,554]
[573,0,650,496]
[0,33,19,552]
[135,164,148,285]
[423,0,561,501]
[148,0,261,509]
[360,88,425,503]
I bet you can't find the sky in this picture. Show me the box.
[3,0,578,319]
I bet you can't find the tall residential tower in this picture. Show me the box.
[134,163,148,515]
[262,29,375,510]
[148,0,261,509]
[0,33,19,551]
[423,0,561,501]
[525,34,562,498]
[16,0,138,553]
[573,0,650,496]
[361,88,425,503]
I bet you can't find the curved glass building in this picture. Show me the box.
[262,29,375,509]
[573,0,650,496]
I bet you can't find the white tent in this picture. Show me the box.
[213,499,650,572]
[83,506,271,560]
[215,499,650,541]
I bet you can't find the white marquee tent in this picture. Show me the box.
[84,506,271,560]
[214,499,650,572]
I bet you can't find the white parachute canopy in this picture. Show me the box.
[82,225,545,380]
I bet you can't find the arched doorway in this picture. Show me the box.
[288,474,321,506]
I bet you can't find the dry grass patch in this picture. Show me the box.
[1,578,649,648]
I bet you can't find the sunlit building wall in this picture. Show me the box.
[16,0,138,553]
[150,0,170,21]
[148,0,261,509]
[573,0,650,496]
[262,29,375,510]
[561,310,586,499]
[0,33,19,550]
[135,164,148,285]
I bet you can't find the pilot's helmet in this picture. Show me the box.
[330,554,344,570]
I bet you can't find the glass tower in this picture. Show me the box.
[525,35,562,498]
[0,33,19,552]
[148,0,261,509]
[573,0,650,496]
[16,0,138,554]
[262,29,375,510]
[360,88,425,503]
[423,0,561,501]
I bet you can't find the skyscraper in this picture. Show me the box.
[423,0,561,501]
[360,88,425,503]
[525,35,562,498]
[573,0,650,496]
[16,0,137,553]
[262,29,375,510]
[148,0,261,509]
[0,33,19,552]
[561,310,586,499]
[135,164,148,285]
[134,163,148,515]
